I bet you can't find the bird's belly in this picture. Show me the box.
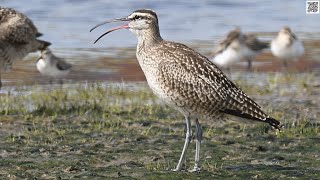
[36,60,69,77]
[212,48,241,67]
[142,70,190,115]
[0,46,28,71]
[240,46,257,58]
[271,40,304,60]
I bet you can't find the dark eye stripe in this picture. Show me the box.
[134,15,142,20]
[132,14,153,20]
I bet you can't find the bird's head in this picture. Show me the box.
[37,48,52,62]
[90,9,160,44]
[279,26,293,36]
[278,26,296,40]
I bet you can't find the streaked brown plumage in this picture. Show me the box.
[92,9,281,172]
[0,7,51,88]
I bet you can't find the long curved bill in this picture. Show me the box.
[90,17,130,44]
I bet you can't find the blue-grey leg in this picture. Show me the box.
[0,69,2,89]
[172,116,192,171]
[191,118,202,172]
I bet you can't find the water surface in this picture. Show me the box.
[1,0,320,88]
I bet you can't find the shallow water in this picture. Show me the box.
[1,1,320,87]
[2,0,320,48]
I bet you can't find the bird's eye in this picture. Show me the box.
[134,15,142,20]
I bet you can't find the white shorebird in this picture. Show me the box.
[36,48,72,83]
[91,9,281,172]
[271,26,304,67]
[211,28,244,72]
[0,7,51,88]
[211,28,269,72]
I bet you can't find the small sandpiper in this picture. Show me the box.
[0,7,51,88]
[210,28,244,73]
[36,48,72,83]
[271,26,304,67]
[211,28,269,73]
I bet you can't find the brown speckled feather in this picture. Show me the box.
[0,7,39,45]
[139,40,281,129]
[0,7,51,71]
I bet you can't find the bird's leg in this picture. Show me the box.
[0,70,2,89]
[247,58,252,71]
[190,118,202,172]
[282,59,290,73]
[227,67,232,79]
[172,116,192,171]
[283,59,288,68]
[59,79,64,87]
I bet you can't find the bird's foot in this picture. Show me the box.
[171,168,181,172]
[171,164,187,172]
[189,165,201,173]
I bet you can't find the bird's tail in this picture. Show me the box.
[264,117,283,131]
[221,109,282,131]
[261,41,270,49]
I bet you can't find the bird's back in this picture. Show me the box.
[244,34,269,51]
[0,7,50,70]
[211,28,242,57]
[0,7,39,45]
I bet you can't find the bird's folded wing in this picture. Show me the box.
[57,60,72,71]
[157,42,274,124]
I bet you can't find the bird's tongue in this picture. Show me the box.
[107,24,129,33]
[93,24,129,44]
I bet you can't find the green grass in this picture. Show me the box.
[0,73,319,179]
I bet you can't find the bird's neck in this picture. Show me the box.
[136,26,163,48]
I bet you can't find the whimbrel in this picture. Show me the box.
[271,26,304,67]
[36,48,72,83]
[91,9,281,172]
[211,28,269,72]
[0,7,51,88]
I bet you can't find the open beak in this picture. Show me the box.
[90,17,130,44]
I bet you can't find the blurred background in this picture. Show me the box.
[1,0,320,86]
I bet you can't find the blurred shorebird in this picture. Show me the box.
[271,26,304,67]
[91,9,281,172]
[211,28,269,73]
[0,7,51,89]
[243,33,270,69]
[36,48,72,84]
[210,28,244,73]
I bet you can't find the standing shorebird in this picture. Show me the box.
[0,7,51,89]
[271,26,304,67]
[210,28,244,73]
[91,9,281,172]
[211,28,269,72]
[243,33,270,70]
[36,48,72,83]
